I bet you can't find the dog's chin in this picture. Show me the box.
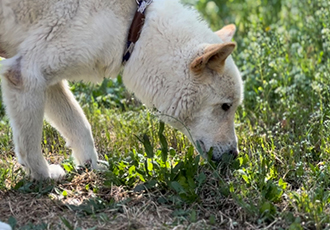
[212,150,238,162]
[195,140,239,162]
[195,140,214,160]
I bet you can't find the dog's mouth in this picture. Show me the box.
[196,140,207,154]
[196,140,215,160]
[195,140,238,162]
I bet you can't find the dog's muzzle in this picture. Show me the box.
[196,140,238,162]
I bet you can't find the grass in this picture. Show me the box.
[0,0,330,229]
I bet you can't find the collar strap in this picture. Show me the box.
[122,0,153,64]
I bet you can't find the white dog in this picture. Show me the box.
[0,0,243,180]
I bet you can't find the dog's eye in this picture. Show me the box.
[221,103,231,111]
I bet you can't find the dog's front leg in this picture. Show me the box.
[44,80,99,169]
[0,56,65,180]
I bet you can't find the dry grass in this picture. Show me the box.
[0,168,172,229]
[0,157,262,230]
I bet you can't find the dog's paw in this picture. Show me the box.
[0,221,12,230]
[96,160,109,171]
[76,160,108,174]
[49,164,66,180]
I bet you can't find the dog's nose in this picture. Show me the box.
[229,149,239,158]
[211,148,239,162]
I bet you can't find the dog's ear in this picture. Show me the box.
[190,42,236,74]
[215,24,236,42]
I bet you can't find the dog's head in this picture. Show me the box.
[160,25,243,161]
[124,24,243,161]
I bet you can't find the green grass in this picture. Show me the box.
[0,0,330,229]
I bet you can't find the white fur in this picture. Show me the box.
[0,222,12,230]
[0,0,243,180]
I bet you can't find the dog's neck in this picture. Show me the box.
[122,0,220,124]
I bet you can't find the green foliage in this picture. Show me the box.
[60,217,96,230]
[102,121,205,203]
[184,0,329,228]
[70,76,140,111]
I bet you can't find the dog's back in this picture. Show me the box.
[0,0,135,61]
[0,0,48,58]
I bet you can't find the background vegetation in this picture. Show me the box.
[0,0,330,229]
